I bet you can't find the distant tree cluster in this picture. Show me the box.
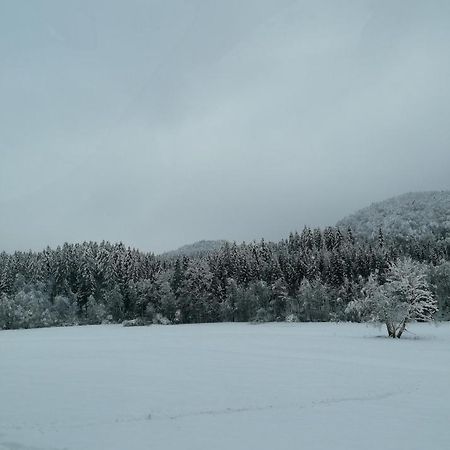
[0,227,449,332]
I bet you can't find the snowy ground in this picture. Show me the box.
[1,322,449,450]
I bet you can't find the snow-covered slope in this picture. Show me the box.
[161,239,227,258]
[1,322,449,450]
[337,191,450,239]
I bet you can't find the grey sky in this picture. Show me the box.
[1,0,450,253]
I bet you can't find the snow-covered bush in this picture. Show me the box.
[158,280,177,321]
[0,286,54,329]
[152,313,172,325]
[122,318,147,327]
[285,313,299,323]
[52,295,77,326]
[252,307,271,323]
[270,278,289,321]
[86,295,107,325]
[0,293,18,329]
[346,258,437,338]
[296,279,332,322]
[104,288,124,322]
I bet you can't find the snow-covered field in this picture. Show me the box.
[1,322,449,450]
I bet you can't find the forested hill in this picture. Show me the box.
[161,240,227,258]
[1,191,450,330]
[1,225,450,330]
[337,191,450,240]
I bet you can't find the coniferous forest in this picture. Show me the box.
[1,226,450,330]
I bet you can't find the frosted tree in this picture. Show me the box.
[222,278,238,322]
[346,258,437,338]
[86,294,107,325]
[0,293,15,329]
[270,278,289,320]
[429,261,450,319]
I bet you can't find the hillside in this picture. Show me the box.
[161,239,227,258]
[337,191,450,239]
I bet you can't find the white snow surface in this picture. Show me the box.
[1,322,449,450]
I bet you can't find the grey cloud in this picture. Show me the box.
[1,0,450,253]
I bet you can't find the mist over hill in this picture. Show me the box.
[337,191,450,240]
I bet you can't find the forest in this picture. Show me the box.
[1,226,449,330]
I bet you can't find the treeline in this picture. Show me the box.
[1,227,449,329]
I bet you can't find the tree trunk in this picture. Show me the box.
[396,320,407,339]
[386,321,395,338]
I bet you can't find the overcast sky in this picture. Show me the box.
[1,0,450,253]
